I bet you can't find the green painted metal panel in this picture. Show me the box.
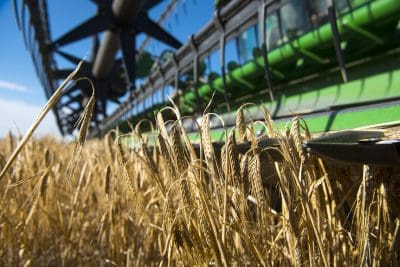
[303,104,400,133]
[184,103,400,143]
[271,69,400,117]
[121,99,400,145]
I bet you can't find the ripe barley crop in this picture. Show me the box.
[0,79,399,265]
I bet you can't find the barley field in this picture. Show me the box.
[0,67,399,266]
[0,103,399,266]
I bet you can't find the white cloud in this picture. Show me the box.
[0,80,28,92]
[0,98,60,138]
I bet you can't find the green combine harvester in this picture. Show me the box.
[17,0,400,141]
[113,0,400,142]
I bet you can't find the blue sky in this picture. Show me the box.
[0,0,213,138]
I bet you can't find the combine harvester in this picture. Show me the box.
[16,0,400,165]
